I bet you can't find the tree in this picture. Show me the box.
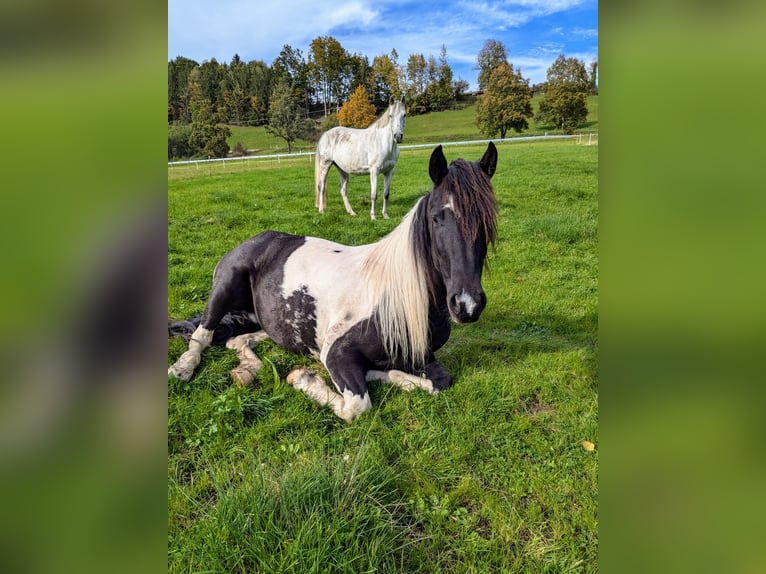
[476,40,508,92]
[338,86,377,128]
[430,45,454,111]
[168,56,199,123]
[246,59,273,126]
[453,79,470,99]
[266,78,313,153]
[272,44,311,115]
[370,51,402,108]
[475,63,533,139]
[187,69,231,158]
[536,54,590,133]
[406,53,427,112]
[309,36,350,116]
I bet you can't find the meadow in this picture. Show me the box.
[168,136,598,572]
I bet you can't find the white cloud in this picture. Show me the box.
[168,0,596,88]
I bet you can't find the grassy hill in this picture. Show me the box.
[226,95,599,156]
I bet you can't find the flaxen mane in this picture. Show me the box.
[362,203,429,369]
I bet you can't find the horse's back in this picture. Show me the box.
[317,125,394,174]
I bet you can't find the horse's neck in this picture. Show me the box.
[371,122,395,150]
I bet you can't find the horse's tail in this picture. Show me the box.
[168,310,260,346]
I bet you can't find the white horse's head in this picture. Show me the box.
[388,98,406,143]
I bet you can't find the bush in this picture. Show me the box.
[168,124,193,160]
[231,142,248,157]
[319,113,339,133]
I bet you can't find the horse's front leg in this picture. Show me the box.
[287,363,371,422]
[366,369,435,393]
[368,170,379,220]
[288,346,371,422]
[381,167,395,220]
[425,359,453,392]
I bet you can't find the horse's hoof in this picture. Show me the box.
[168,364,192,382]
[230,366,256,387]
[286,368,305,385]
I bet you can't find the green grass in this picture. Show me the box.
[223,95,599,155]
[168,138,598,572]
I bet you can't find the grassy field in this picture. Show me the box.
[168,138,598,572]
[224,95,599,155]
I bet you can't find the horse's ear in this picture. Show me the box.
[429,145,448,185]
[479,141,497,178]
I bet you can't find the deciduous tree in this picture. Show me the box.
[338,86,377,128]
[476,39,508,92]
[536,54,590,133]
[309,36,350,116]
[266,78,313,153]
[476,63,533,139]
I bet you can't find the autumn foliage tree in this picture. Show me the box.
[476,63,533,139]
[338,86,377,128]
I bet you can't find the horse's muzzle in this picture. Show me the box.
[448,290,486,324]
[394,134,403,144]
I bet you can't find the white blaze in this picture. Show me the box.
[457,290,477,315]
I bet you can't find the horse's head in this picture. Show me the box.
[423,143,498,324]
[388,97,406,143]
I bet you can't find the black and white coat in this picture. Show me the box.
[169,143,498,422]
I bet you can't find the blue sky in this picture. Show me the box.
[168,0,597,90]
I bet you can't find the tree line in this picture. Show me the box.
[168,37,596,160]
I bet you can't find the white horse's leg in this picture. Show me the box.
[317,161,332,214]
[382,168,395,220]
[366,370,436,394]
[225,331,269,387]
[368,170,381,220]
[168,325,214,381]
[287,368,371,422]
[338,168,356,216]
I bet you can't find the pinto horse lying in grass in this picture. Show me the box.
[169,143,498,422]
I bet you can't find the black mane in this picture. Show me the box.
[412,157,498,303]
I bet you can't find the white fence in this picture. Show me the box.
[168,133,596,169]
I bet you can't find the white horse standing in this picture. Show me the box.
[315,98,406,220]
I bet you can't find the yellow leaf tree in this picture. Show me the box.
[338,86,377,128]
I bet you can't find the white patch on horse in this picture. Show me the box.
[457,290,478,316]
[281,237,374,356]
[443,194,456,213]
